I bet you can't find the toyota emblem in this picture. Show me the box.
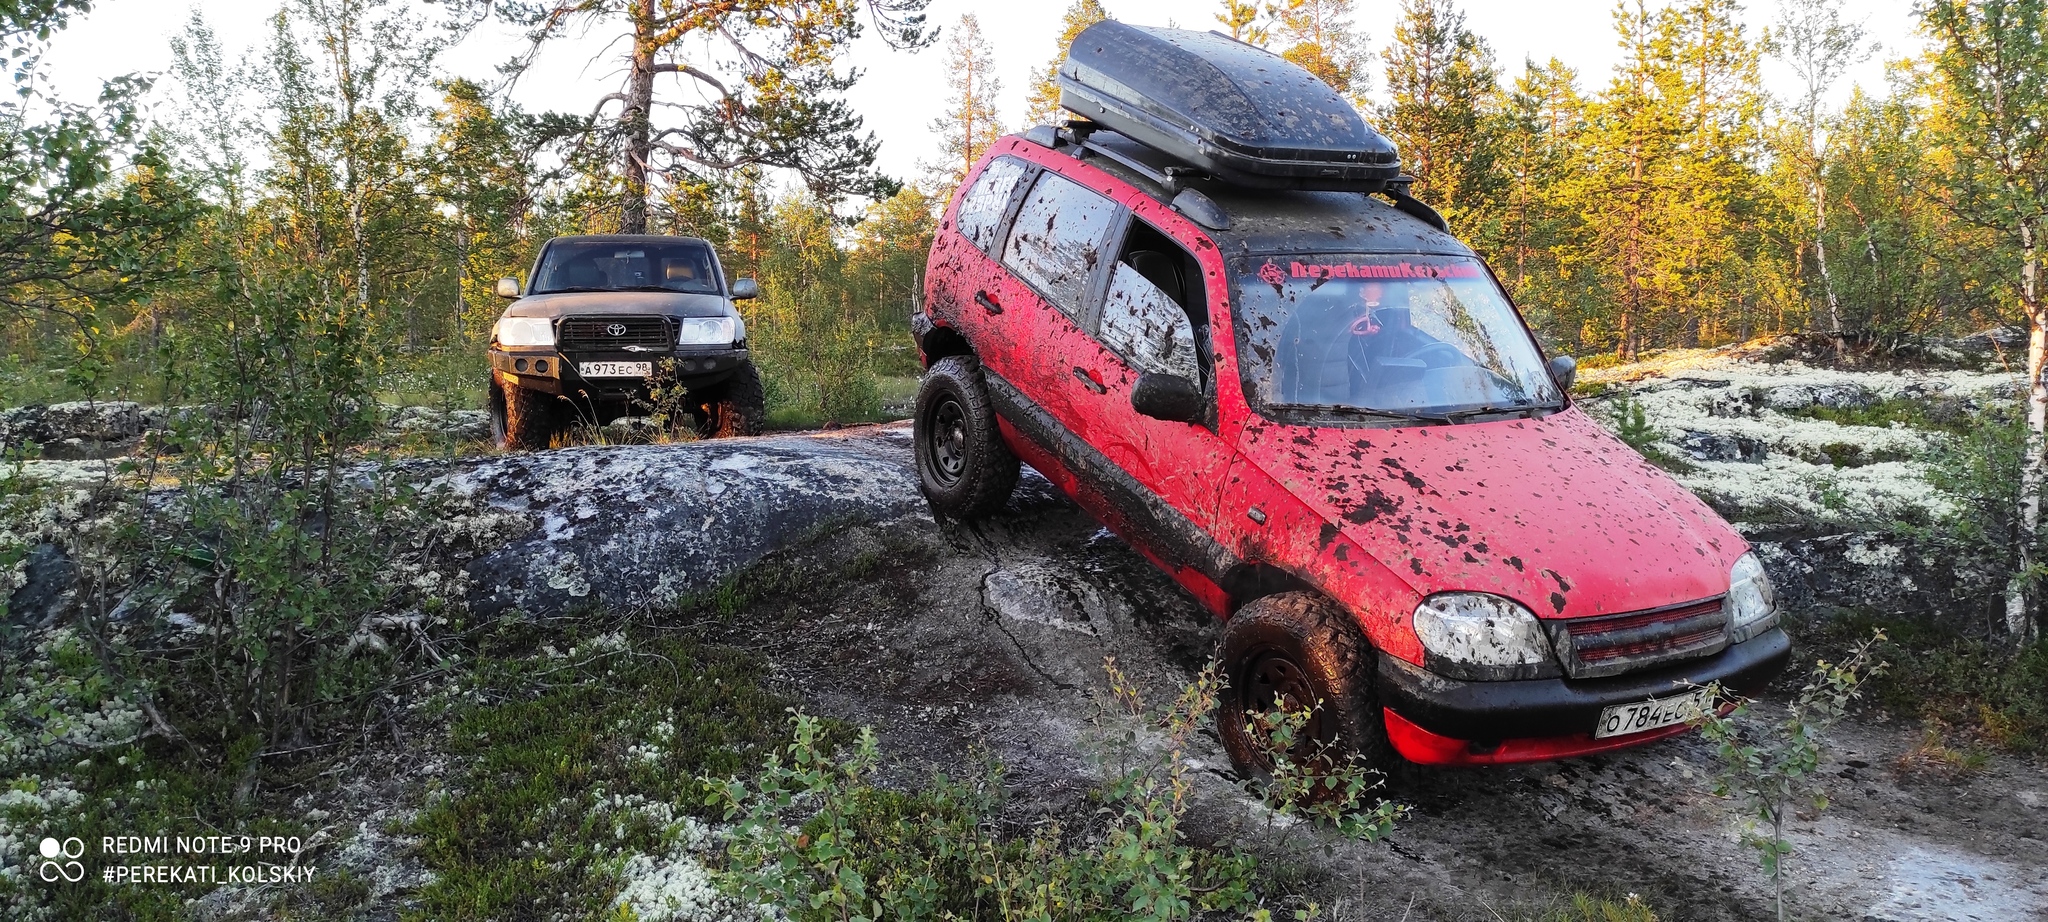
[605,323,627,337]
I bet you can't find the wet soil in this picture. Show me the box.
[701,424,2048,921]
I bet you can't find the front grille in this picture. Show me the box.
[1548,596,1728,679]
[558,316,672,350]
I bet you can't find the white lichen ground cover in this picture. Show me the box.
[1580,346,2021,528]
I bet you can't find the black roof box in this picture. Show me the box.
[1057,22,1401,191]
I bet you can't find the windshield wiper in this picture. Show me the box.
[1437,403,1557,422]
[1269,402,1452,424]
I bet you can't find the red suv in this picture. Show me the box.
[910,24,1789,776]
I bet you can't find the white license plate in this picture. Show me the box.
[578,361,652,378]
[1594,689,1710,739]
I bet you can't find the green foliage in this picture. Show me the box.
[1242,701,1404,844]
[709,660,1264,922]
[1812,612,2048,755]
[410,628,799,922]
[1693,632,1886,922]
[1602,395,1695,473]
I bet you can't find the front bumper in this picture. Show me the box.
[1377,627,1792,765]
[489,346,748,398]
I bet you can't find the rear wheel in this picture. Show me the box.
[914,355,1019,518]
[1216,592,1393,781]
[693,362,765,439]
[489,374,564,451]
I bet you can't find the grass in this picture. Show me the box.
[407,623,806,922]
[1803,612,2048,756]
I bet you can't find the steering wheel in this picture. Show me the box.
[1408,341,1472,368]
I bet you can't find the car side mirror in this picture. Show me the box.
[1131,372,1203,423]
[1547,355,1577,391]
[495,277,520,299]
[730,278,760,301]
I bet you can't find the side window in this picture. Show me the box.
[1100,218,1211,383]
[954,157,1029,253]
[1100,265,1199,380]
[1001,172,1122,320]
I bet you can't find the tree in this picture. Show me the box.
[1269,0,1370,102]
[430,79,539,338]
[472,0,934,235]
[925,13,1002,188]
[1920,0,2048,642]
[1216,0,1269,45]
[1772,0,1871,332]
[1379,0,1500,211]
[1023,0,1108,128]
[0,0,198,358]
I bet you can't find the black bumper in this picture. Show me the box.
[1377,627,1792,741]
[489,347,748,397]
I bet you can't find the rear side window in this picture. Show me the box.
[954,157,1029,253]
[1001,173,1122,320]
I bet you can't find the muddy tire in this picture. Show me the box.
[1217,592,1393,781]
[694,362,765,439]
[914,355,1019,519]
[490,374,563,451]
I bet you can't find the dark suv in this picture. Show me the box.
[911,24,1788,777]
[487,234,765,448]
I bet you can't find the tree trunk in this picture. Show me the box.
[2010,220,2045,644]
[1814,168,1842,332]
[619,0,657,235]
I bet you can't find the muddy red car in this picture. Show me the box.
[910,23,1789,776]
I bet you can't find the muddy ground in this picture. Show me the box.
[428,423,2046,922]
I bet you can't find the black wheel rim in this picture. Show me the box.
[1240,649,1331,767]
[927,395,969,486]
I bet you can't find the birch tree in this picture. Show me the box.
[1920,0,2048,642]
[1772,0,1871,333]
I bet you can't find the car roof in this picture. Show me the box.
[546,234,716,248]
[1017,131,1476,260]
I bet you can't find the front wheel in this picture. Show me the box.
[489,374,564,451]
[913,355,1019,518]
[1216,592,1393,781]
[694,362,765,439]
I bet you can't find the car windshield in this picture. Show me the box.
[532,240,721,295]
[1232,254,1562,419]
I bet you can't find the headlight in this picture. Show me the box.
[494,316,555,347]
[676,317,736,345]
[1724,552,1778,643]
[1413,592,1560,680]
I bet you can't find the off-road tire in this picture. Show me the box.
[914,355,1019,519]
[490,374,563,451]
[1216,592,1394,782]
[694,361,765,439]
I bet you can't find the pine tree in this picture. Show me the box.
[1379,0,1500,212]
[1023,0,1109,128]
[1216,0,1270,45]
[925,14,1004,189]
[1270,0,1370,102]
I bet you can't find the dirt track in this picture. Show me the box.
[542,424,2048,921]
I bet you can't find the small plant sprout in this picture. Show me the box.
[1244,700,1404,846]
[1691,630,1887,921]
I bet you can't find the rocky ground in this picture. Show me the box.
[5,333,2046,920]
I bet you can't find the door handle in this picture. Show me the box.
[1071,367,1106,395]
[974,290,1002,314]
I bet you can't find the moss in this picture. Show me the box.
[1778,395,1977,437]
[406,626,808,922]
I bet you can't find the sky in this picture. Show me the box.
[36,0,1922,188]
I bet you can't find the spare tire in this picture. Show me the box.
[913,355,1019,518]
